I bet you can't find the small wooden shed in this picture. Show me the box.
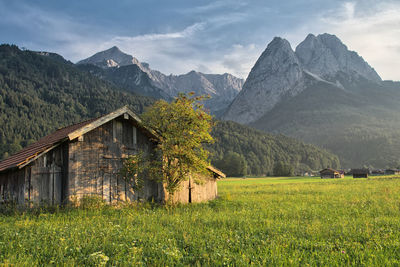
[0,106,225,206]
[351,169,369,178]
[319,168,343,179]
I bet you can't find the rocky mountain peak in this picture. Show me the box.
[77,46,142,69]
[78,47,244,114]
[223,37,305,124]
[108,46,121,52]
[295,33,381,82]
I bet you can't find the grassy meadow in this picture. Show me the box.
[1,176,400,265]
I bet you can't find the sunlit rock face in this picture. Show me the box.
[295,33,381,83]
[223,33,382,124]
[223,37,305,124]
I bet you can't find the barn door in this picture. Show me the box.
[188,178,192,203]
[100,157,124,203]
[36,166,62,205]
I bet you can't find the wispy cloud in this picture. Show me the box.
[111,23,205,42]
[322,1,400,80]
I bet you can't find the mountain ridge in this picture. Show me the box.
[77,47,244,113]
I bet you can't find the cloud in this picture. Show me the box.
[111,23,206,42]
[220,44,259,78]
[285,1,400,80]
[323,1,400,80]
[178,0,248,14]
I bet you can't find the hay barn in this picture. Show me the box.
[319,168,344,179]
[0,106,225,206]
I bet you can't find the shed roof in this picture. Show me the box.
[0,118,96,172]
[206,165,226,178]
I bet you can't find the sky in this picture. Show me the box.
[0,0,399,80]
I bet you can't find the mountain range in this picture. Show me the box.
[223,33,400,168]
[2,32,399,168]
[77,46,244,114]
[0,44,339,175]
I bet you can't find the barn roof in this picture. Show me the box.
[206,165,226,178]
[0,106,153,172]
[0,106,225,178]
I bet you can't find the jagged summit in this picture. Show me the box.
[223,37,305,124]
[295,33,381,82]
[77,46,142,69]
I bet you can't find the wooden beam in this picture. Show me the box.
[67,106,160,141]
[18,142,63,169]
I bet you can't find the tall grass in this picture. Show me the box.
[1,177,400,265]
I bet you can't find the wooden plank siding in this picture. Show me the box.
[0,145,65,205]
[66,118,159,204]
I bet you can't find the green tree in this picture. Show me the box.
[217,151,247,177]
[141,93,214,196]
[273,161,294,177]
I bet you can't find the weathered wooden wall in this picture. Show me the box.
[0,145,65,205]
[165,174,218,204]
[67,116,162,204]
[190,175,218,203]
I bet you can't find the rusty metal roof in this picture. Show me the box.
[0,118,97,172]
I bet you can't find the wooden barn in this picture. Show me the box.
[319,168,344,179]
[351,169,369,178]
[0,106,225,206]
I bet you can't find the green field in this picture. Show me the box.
[1,176,400,265]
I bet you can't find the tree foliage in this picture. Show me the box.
[141,93,214,195]
[119,153,149,192]
[214,151,247,177]
[273,161,294,177]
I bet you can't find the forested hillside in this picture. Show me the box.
[0,44,340,175]
[0,45,154,158]
[209,121,340,176]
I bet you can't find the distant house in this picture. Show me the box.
[384,169,400,175]
[319,168,343,179]
[351,169,369,178]
[0,106,225,206]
